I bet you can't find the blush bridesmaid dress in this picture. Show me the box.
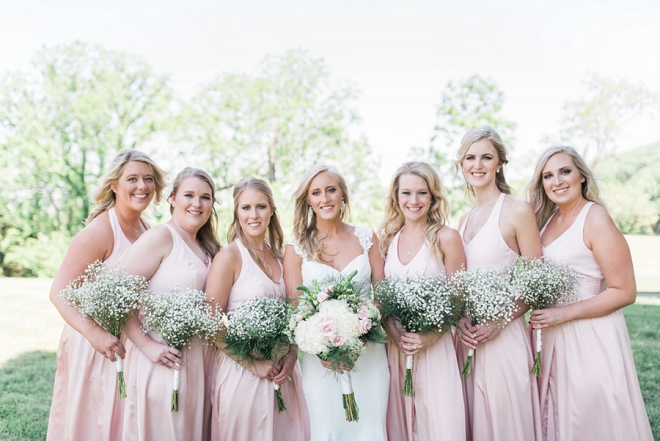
[456,193,542,441]
[538,202,653,441]
[122,223,213,441]
[47,208,138,441]
[384,230,466,441]
[210,238,309,441]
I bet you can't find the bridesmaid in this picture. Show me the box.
[527,146,653,441]
[379,162,466,441]
[454,126,542,441]
[120,167,221,441]
[206,177,310,441]
[47,149,165,441]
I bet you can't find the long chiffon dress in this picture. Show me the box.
[290,226,389,441]
[384,230,466,441]
[47,208,139,441]
[210,239,310,441]
[122,223,213,441]
[538,202,653,441]
[456,192,542,441]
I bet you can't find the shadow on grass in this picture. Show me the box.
[624,303,660,441]
[0,351,56,441]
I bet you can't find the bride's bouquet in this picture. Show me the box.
[287,270,386,422]
[220,296,292,412]
[140,287,222,411]
[447,267,518,378]
[59,261,147,398]
[506,256,578,376]
[375,275,463,396]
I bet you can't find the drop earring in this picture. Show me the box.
[340,199,346,215]
[496,169,500,174]
[308,205,313,218]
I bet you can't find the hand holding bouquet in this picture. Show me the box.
[287,270,386,422]
[140,287,222,411]
[220,296,292,412]
[59,261,147,398]
[447,267,518,378]
[375,275,463,396]
[507,256,578,375]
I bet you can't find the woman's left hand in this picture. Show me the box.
[466,322,501,345]
[529,307,570,329]
[272,349,298,385]
[399,331,441,356]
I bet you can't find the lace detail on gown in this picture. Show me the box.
[296,225,388,441]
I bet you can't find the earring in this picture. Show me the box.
[496,169,500,174]
[340,199,346,215]
[308,205,313,218]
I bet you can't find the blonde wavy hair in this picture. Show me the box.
[169,167,222,258]
[525,146,606,230]
[87,149,167,224]
[227,177,284,278]
[378,162,450,263]
[454,126,512,198]
[291,165,350,262]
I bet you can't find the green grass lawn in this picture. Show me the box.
[1,302,659,440]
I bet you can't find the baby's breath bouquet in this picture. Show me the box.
[507,256,579,376]
[286,270,386,422]
[375,275,464,397]
[447,267,518,378]
[59,260,147,399]
[140,287,222,412]
[220,296,292,412]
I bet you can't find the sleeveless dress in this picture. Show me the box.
[539,202,653,441]
[290,226,389,441]
[384,230,466,441]
[47,207,140,441]
[211,239,310,441]
[122,223,213,441]
[456,193,542,441]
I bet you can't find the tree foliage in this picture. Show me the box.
[414,75,517,170]
[554,74,653,166]
[0,41,173,275]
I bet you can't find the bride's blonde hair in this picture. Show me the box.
[291,165,350,262]
[378,162,450,263]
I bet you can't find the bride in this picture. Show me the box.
[283,165,389,441]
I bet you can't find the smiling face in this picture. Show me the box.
[111,160,156,213]
[397,173,432,224]
[170,177,213,232]
[236,188,273,240]
[307,171,343,222]
[461,138,501,190]
[542,153,586,206]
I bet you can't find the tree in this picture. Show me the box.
[414,75,517,170]
[553,74,653,166]
[180,49,383,230]
[0,41,173,275]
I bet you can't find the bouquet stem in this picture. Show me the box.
[460,348,474,378]
[531,329,542,377]
[273,383,287,413]
[340,371,359,422]
[402,354,414,397]
[115,356,126,399]
[171,369,180,412]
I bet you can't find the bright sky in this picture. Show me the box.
[2,0,659,181]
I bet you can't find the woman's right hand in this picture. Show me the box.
[456,317,478,350]
[141,339,184,370]
[88,326,125,362]
[248,359,281,380]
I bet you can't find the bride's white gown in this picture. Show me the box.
[290,226,389,441]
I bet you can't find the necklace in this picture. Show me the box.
[403,230,425,255]
[117,213,140,233]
